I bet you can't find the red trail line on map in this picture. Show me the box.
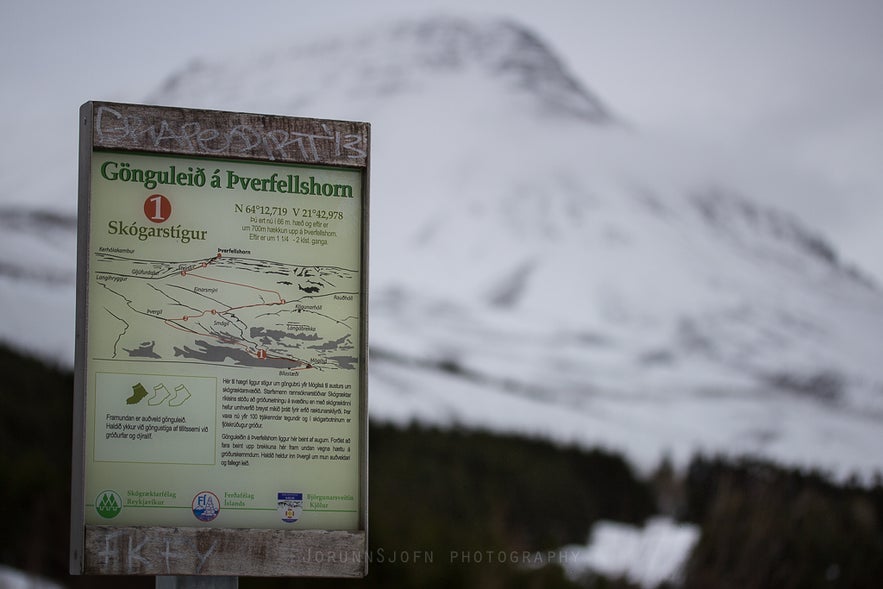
[160,267,309,368]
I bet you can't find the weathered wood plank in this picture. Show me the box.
[85,102,370,167]
[84,525,367,577]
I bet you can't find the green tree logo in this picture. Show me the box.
[96,490,123,519]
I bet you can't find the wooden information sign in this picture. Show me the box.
[70,102,370,577]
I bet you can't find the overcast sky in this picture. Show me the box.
[2,0,882,280]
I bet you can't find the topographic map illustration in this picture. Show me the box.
[93,252,360,371]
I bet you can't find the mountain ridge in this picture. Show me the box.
[149,15,612,124]
[2,14,882,479]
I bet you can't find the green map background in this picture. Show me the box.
[83,151,364,530]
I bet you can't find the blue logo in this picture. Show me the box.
[277,492,303,523]
[192,491,220,522]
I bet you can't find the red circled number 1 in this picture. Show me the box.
[145,194,172,223]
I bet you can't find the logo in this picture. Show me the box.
[192,491,220,522]
[144,194,172,223]
[95,490,122,519]
[277,492,303,523]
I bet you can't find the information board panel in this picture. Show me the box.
[71,102,369,577]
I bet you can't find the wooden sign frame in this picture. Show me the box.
[70,102,369,577]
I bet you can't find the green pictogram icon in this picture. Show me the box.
[170,384,192,406]
[126,382,148,404]
[148,383,171,406]
[96,490,122,519]
[124,381,192,406]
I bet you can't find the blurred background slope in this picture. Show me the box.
[1,2,883,588]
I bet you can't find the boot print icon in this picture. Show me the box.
[126,383,149,405]
[148,383,171,406]
[170,384,192,407]
[125,382,193,407]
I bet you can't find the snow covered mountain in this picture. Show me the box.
[3,15,883,479]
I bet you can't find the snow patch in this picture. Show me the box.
[559,517,700,588]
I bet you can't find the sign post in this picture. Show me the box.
[70,102,370,578]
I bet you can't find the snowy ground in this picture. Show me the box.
[556,518,700,588]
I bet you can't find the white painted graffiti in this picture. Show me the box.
[95,105,367,162]
[97,530,220,574]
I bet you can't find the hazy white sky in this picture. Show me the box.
[2,0,882,279]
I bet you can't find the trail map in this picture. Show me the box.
[94,252,359,372]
